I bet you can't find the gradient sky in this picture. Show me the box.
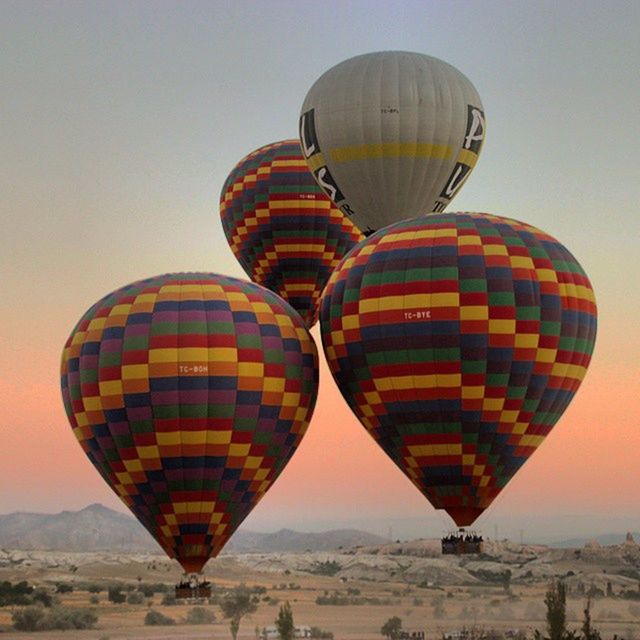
[1,1,639,542]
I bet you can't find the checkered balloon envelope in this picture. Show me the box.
[220,140,363,328]
[319,212,597,527]
[61,273,319,573]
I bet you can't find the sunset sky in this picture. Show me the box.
[1,1,638,543]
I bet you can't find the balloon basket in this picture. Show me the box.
[175,575,211,600]
[441,529,483,555]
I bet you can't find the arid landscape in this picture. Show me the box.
[2,525,639,639]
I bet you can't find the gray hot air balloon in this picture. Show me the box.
[299,51,486,235]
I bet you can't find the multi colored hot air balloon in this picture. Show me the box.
[300,51,486,235]
[61,273,318,573]
[320,213,597,527]
[220,140,364,327]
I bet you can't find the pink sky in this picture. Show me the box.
[1,316,638,538]
[1,2,639,542]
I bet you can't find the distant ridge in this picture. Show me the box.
[224,527,387,553]
[0,504,158,553]
[547,532,640,548]
[0,505,386,553]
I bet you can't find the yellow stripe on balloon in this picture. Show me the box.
[408,443,463,457]
[456,148,478,167]
[329,142,452,163]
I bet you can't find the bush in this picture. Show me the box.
[139,584,156,598]
[108,585,126,604]
[12,605,46,631]
[126,590,145,605]
[12,605,97,631]
[185,606,216,624]
[47,607,98,630]
[89,594,100,605]
[55,583,74,594]
[145,609,176,625]
[31,587,53,607]
[0,580,34,606]
[161,590,177,605]
[87,583,104,594]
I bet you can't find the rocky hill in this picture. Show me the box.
[0,504,157,552]
[225,527,387,553]
[0,504,385,553]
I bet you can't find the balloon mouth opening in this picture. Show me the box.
[179,558,209,574]
[444,506,485,527]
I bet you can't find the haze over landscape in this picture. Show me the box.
[2,0,639,553]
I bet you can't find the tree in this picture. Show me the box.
[502,569,513,594]
[219,584,258,640]
[381,616,402,640]
[581,595,601,640]
[275,601,295,640]
[545,580,568,640]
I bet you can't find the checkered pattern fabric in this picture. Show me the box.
[220,140,363,327]
[320,213,597,526]
[61,273,319,573]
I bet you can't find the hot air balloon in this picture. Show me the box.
[320,213,597,531]
[300,51,486,235]
[220,140,364,327]
[61,273,318,583]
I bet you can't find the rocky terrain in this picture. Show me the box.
[2,532,639,595]
[1,533,639,639]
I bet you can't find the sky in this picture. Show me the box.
[1,0,639,543]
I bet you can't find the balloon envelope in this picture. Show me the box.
[320,213,597,526]
[61,273,318,572]
[220,140,364,327]
[300,51,486,235]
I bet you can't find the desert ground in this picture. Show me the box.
[1,538,639,639]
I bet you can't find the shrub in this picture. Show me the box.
[31,587,53,607]
[126,590,145,605]
[47,607,98,629]
[107,585,126,604]
[12,605,46,631]
[55,583,74,594]
[12,605,97,631]
[185,606,216,624]
[145,609,176,625]
[381,616,402,640]
[139,583,156,598]
[87,583,103,594]
[161,590,177,605]
[0,580,33,606]
[89,594,100,605]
